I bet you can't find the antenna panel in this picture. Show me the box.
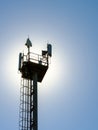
[47,44,52,57]
[18,53,22,71]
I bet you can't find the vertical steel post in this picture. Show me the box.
[30,72,38,130]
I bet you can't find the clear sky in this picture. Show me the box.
[0,0,97,130]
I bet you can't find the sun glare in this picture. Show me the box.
[4,51,18,84]
[3,39,70,95]
[3,42,24,88]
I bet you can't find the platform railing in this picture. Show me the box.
[23,52,48,66]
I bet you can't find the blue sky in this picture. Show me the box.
[0,0,97,130]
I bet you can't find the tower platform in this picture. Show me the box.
[20,61,48,82]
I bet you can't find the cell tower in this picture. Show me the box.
[18,38,52,130]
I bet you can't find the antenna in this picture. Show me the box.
[47,44,52,57]
[25,38,32,48]
[18,38,52,130]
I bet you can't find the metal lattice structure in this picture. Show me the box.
[18,38,52,130]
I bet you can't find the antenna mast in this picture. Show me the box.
[18,38,52,130]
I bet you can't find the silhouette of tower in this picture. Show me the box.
[18,38,52,130]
